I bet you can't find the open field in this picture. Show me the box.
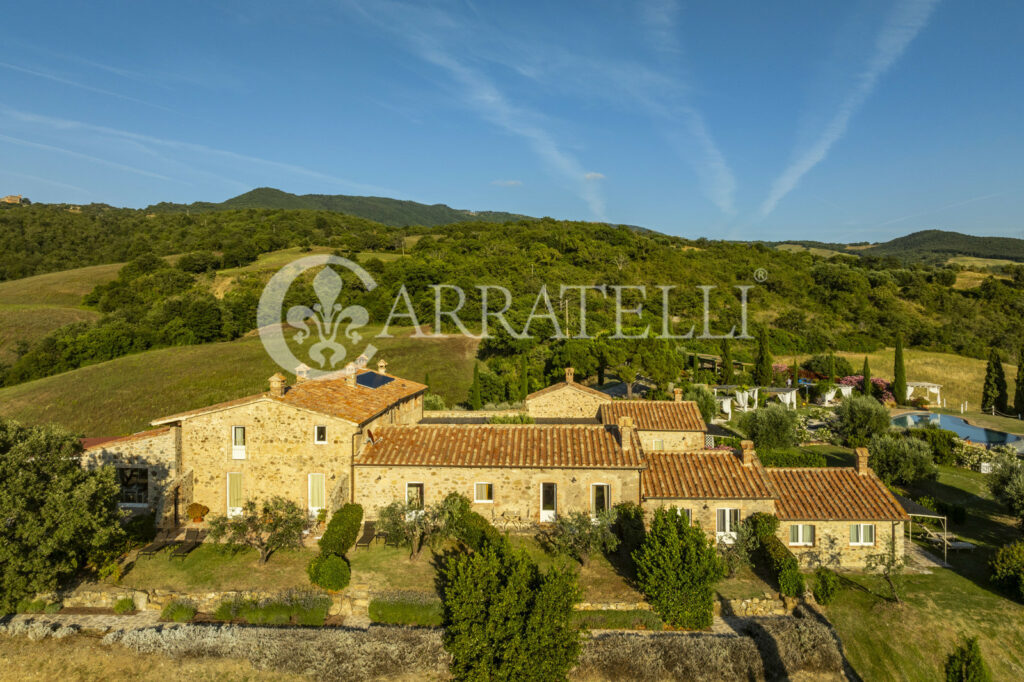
[0,304,100,363]
[0,328,478,436]
[947,255,1019,269]
[774,243,847,258]
[0,262,122,306]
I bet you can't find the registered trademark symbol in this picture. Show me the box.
[754,268,768,282]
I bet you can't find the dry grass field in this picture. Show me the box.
[0,263,123,307]
[0,304,100,363]
[774,243,847,258]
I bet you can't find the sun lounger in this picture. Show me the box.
[170,529,202,560]
[355,521,377,548]
[137,534,180,557]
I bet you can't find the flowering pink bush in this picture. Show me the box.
[838,375,894,403]
[772,363,790,374]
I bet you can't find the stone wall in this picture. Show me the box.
[526,386,610,419]
[779,519,905,569]
[641,498,777,545]
[81,427,180,517]
[638,429,705,452]
[355,464,642,521]
[180,401,358,519]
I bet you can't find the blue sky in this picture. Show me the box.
[1,1,1021,242]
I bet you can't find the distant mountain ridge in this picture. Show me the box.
[146,187,531,227]
[774,229,1024,263]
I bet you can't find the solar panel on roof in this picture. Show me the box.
[356,372,395,389]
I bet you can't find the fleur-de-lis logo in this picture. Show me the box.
[257,255,378,379]
[285,267,369,368]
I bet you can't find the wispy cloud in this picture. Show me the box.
[758,0,940,218]
[584,172,605,181]
[640,0,683,56]
[0,62,174,112]
[0,168,91,196]
[870,190,1014,231]
[491,179,522,187]
[0,133,177,182]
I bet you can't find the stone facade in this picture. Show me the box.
[355,464,641,521]
[81,427,180,522]
[642,497,776,544]
[637,429,704,452]
[778,519,905,569]
[525,385,610,419]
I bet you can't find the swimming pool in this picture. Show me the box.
[891,412,1022,446]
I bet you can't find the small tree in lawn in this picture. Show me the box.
[634,507,723,628]
[865,537,906,604]
[981,347,1008,414]
[378,492,470,560]
[893,334,907,405]
[945,636,992,682]
[862,356,872,397]
[753,328,773,387]
[741,403,799,451]
[720,338,734,384]
[207,496,306,564]
[545,510,619,566]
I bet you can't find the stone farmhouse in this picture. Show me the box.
[82,362,907,568]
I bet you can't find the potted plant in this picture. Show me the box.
[187,503,210,524]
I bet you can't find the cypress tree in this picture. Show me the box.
[720,339,734,385]
[790,359,798,387]
[691,352,699,378]
[753,328,773,387]
[424,372,431,393]
[981,348,1008,414]
[1015,346,1024,416]
[893,335,907,406]
[469,364,482,410]
[862,357,872,397]
[520,355,530,401]
[828,350,836,385]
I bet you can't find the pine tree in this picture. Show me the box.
[981,348,1008,414]
[469,364,482,410]
[720,339,734,385]
[753,328,773,387]
[944,636,991,682]
[1015,346,1024,416]
[893,334,907,406]
[862,356,872,397]
[520,355,530,401]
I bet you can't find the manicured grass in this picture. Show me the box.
[507,535,645,603]
[368,597,443,627]
[117,544,318,592]
[348,542,441,594]
[715,565,776,601]
[0,328,477,435]
[0,262,123,306]
[572,609,663,630]
[0,303,100,363]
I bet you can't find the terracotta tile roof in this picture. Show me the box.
[355,424,644,469]
[152,370,425,426]
[81,427,171,451]
[642,451,775,499]
[525,381,611,401]
[766,468,910,521]
[601,401,707,432]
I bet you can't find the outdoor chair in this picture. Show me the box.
[355,521,378,548]
[137,532,180,558]
[170,529,202,560]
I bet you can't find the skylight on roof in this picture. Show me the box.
[356,372,395,389]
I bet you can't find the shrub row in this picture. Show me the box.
[161,600,197,623]
[748,512,804,597]
[214,593,331,626]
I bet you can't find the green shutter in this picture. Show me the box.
[309,474,325,508]
[227,473,242,508]
[789,525,799,544]
[864,524,875,544]
[807,525,815,545]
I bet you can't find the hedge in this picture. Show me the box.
[748,513,804,597]
[307,554,351,591]
[319,504,363,558]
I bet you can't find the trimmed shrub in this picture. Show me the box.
[161,600,196,623]
[15,598,48,614]
[612,502,646,558]
[113,596,136,614]
[760,535,805,597]
[747,512,780,543]
[813,567,840,605]
[989,540,1024,599]
[370,595,444,627]
[214,593,331,626]
[488,414,534,424]
[453,511,505,553]
[945,636,992,682]
[319,504,363,558]
[308,554,351,591]
[741,405,799,451]
[835,395,890,447]
[758,448,827,467]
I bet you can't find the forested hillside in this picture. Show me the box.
[1,201,1023,397]
[146,187,530,227]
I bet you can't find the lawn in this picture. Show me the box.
[116,544,318,592]
[0,262,123,306]
[0,327,478,435]
[0,303,100,363]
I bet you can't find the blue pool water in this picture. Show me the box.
[891,412,1021,446]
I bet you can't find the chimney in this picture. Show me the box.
[565,367,575,384]
[618,416,634,452]
[344,362,357,387]
[740,440,755,466]
[377,358,388,375]
[855,447,870,475]
[294,363,310,384]
[268,372,287,397]
[674,387,683,403]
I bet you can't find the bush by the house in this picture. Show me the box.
[113,596,136,614]
[545,510,619,565]
[206,496,306,564]
[319,504,363,558]
[907,426,959,465]
[834,395,890,447]
[611,502,645,558]
[758,448,827,467]
[747,514,804,597]
[453,511,506,553]
[719,519,758,577]
[161,599,197,623]
[633,507,723,629]
[379,493,472,559]
[441,542,581,679]
[813,567,840,605]
[682,385,717,424]
[15,598,48,614]
[869,434,937,486]
[944,636,992,682]
[422,393,446,410]
[747,511,781,543]
[989,540,1024,599]
[307,553,351,591]
[740,404,799,451]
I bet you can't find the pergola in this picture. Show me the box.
[906,381,942,407]
[713,385,759,412]
[897,495,950,566]
[765,387,800,409]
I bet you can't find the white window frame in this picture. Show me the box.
[314,425,328,444]
[788,524,815,547]
[850,523,876,546]
[474,482,494,503]
[117,467,150,508]
[226,472,243,517]
[653,439,665,451]
[540,482,557,523]
[591,483,611,515]
[308,473,326,516]
[716,508,741,544]
[231,426,246,459]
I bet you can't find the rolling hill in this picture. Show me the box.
[773,230,1024,264]
[146,187,531,227]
